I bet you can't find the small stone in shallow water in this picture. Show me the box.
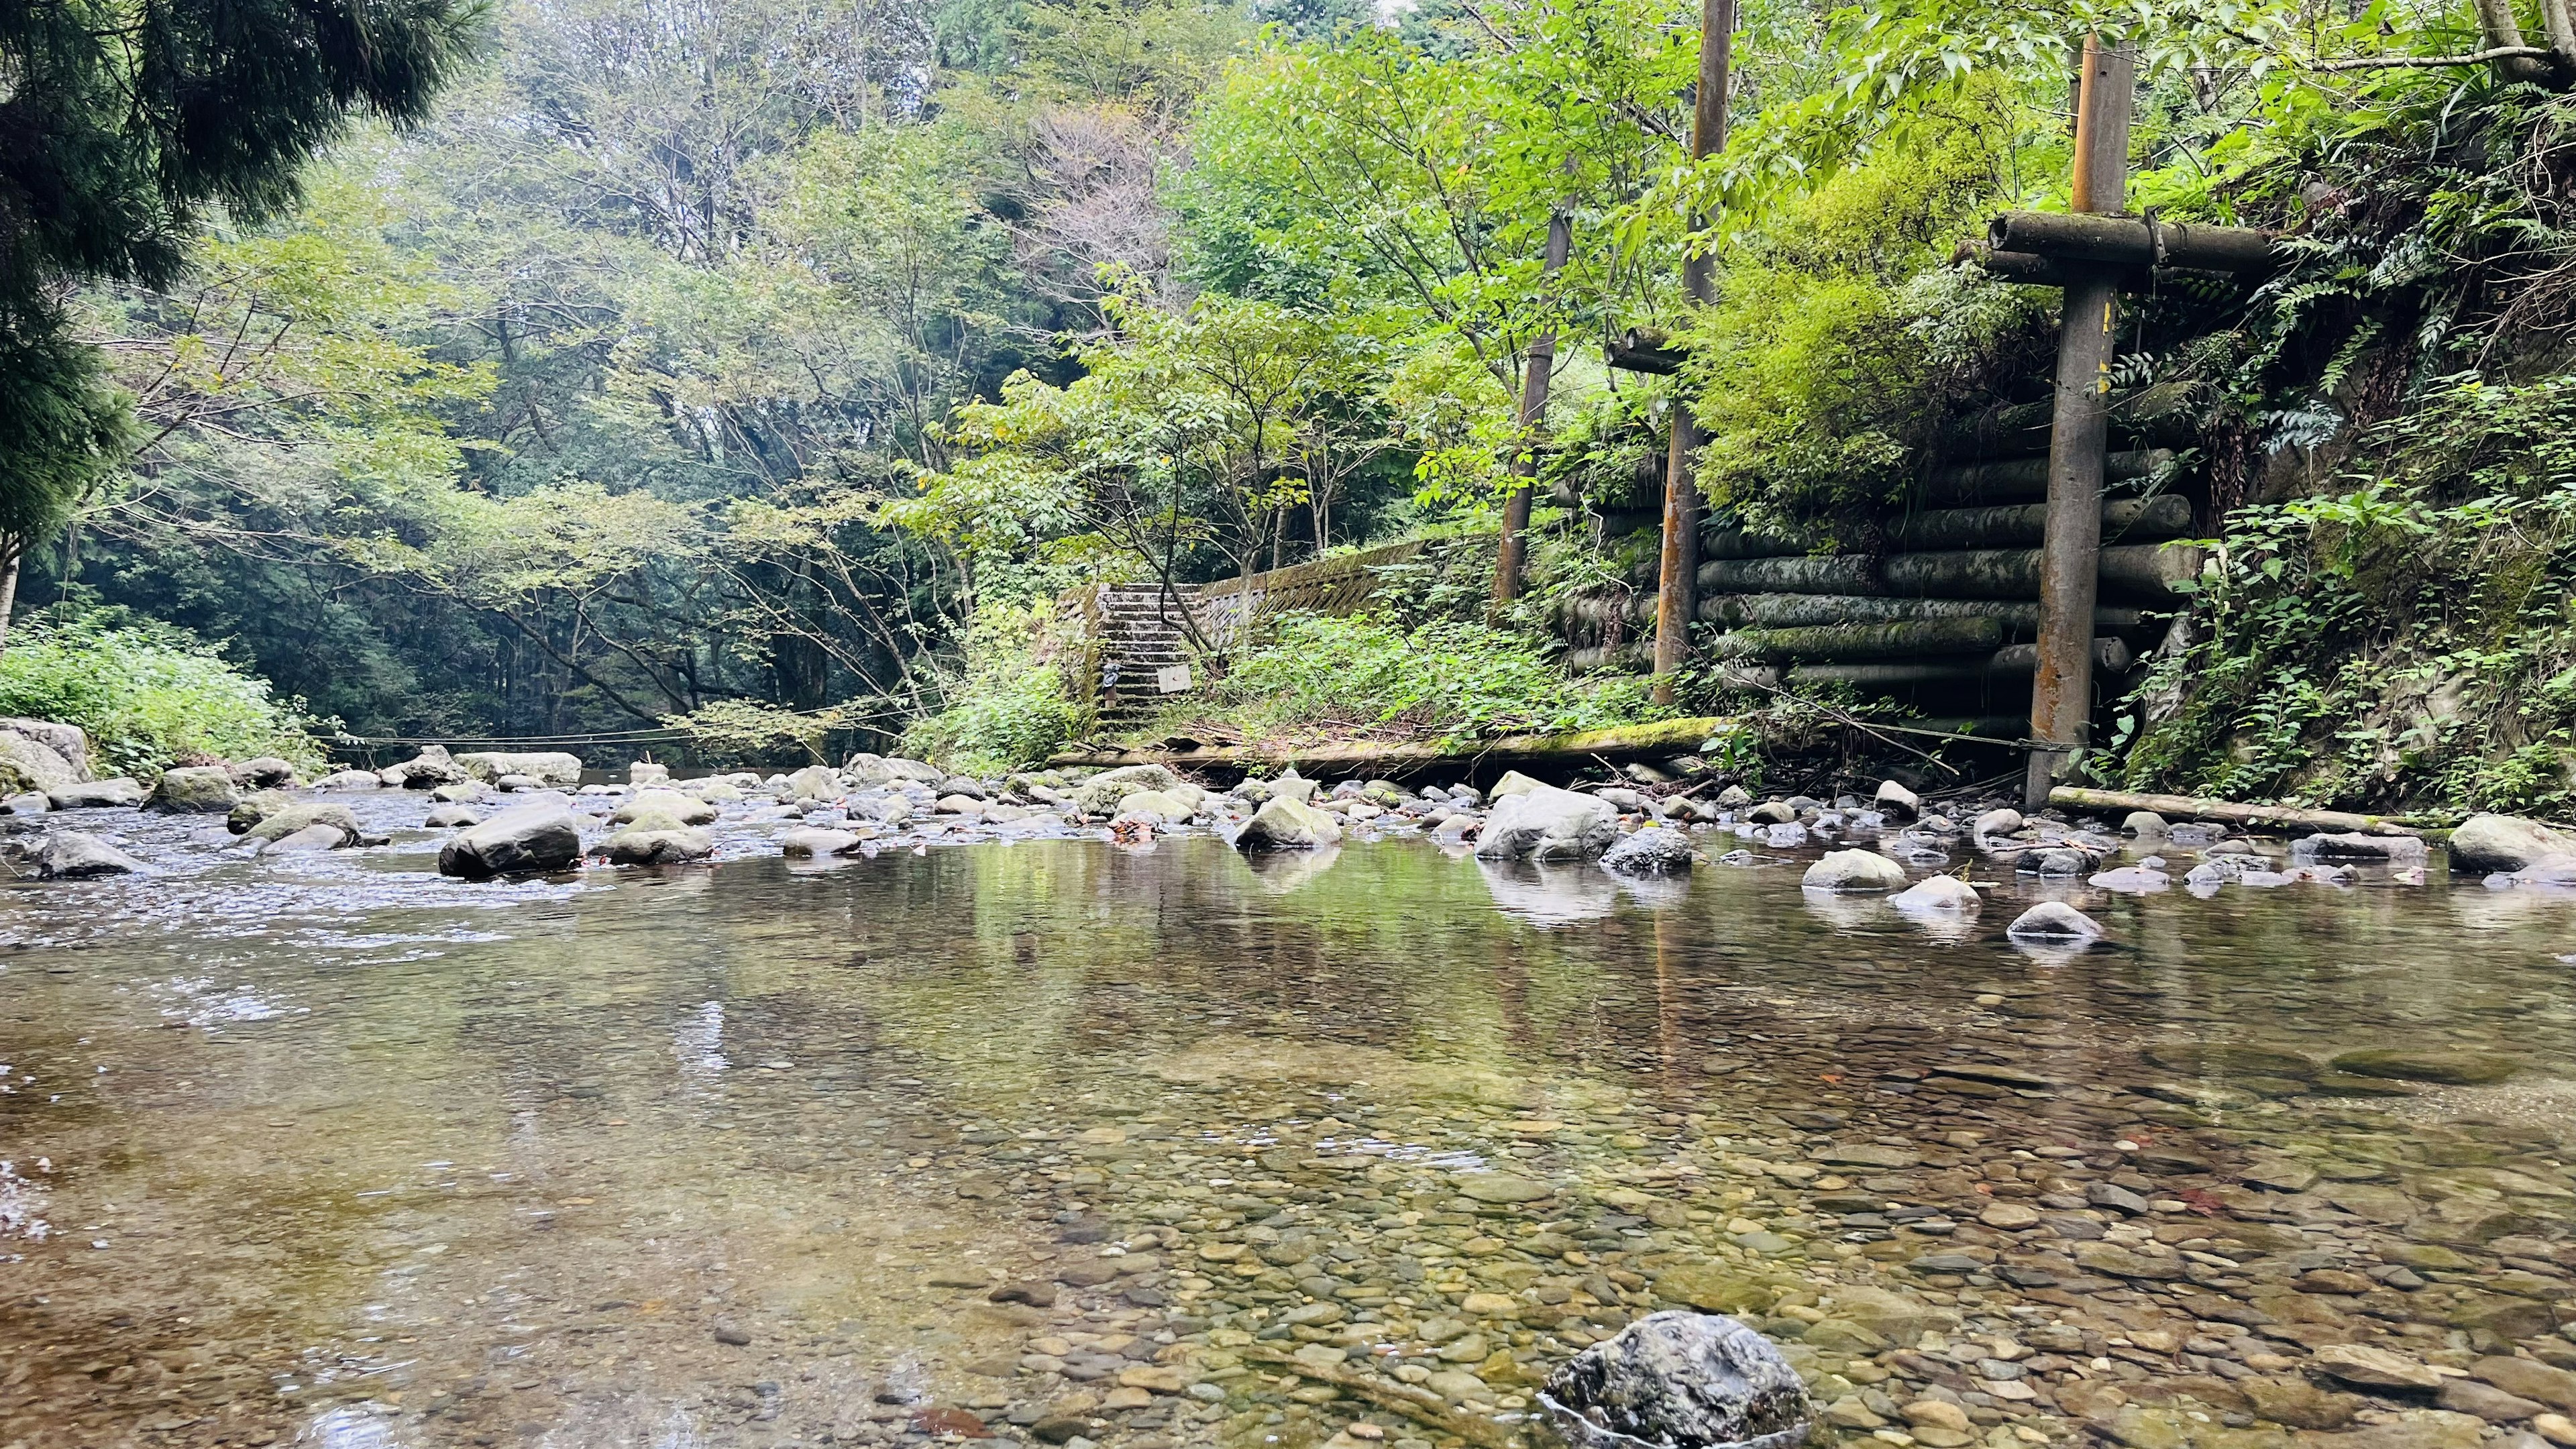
[2329,1048,2520,1084]
[1800,849,1905,893]
[2004,901,2101,941]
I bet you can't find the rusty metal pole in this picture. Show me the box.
[1651,0,1733,703]
[2025,35,2134,810]
[1495,205,1574,608]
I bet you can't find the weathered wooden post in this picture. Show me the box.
[1650,0,1735,704]
[2025,36,2135,808]
[1495,205,1574,607]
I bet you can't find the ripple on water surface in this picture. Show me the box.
[0,830,2572,1449]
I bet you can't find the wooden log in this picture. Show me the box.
[1708,617,2004,662]
[1605,327,1685,374]
[1702,593,2153,637]
[1788,637,2129,687]
[1923,448,2171,506]
[1046,714,1739,777]
[2047,786,2426,837]
[1988,211,2277,274]
[1699,544,2198,600]
[1886,494,2192,551]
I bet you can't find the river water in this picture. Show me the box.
[4,792,2574,1449]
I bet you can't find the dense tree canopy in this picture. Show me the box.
[20,0,2576,792]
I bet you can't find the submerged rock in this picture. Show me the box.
[1889,874,1980,913]
[2006,900,2102,941]
[2329,1048,2520,1085]
[2449,814,2576,873]
[1540,1311,1812,1449]
[438,803,582,879]
[1230,795,1340,851]
[35,831,148,879]
[1801,849,1905,892]
[148,766,238,814]
[1601,826,1695,876]
[1474,784,1617,861]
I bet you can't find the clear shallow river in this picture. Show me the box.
[5,796,2576,1449]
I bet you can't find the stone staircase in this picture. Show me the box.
[1092,584,1199,733]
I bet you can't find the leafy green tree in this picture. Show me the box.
[0,0,481,644]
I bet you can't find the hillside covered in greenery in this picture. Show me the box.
[19,0,2576,812]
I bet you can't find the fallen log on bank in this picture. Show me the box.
[1695,492,2192,564]
[1708,617,2004,662]
[1699,543,2200,600]
[2047,786,2426,837]
[1049,715,1739,776]
[1783,636,2130,688]
[1887,494,2192,551]
[1702,593,2154,636]
[1923,449,2171,506]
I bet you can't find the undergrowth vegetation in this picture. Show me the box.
[902,602,1088,771]
[1195,612,1664,743]
[0,611,330,780]
[2119,377,2576,815]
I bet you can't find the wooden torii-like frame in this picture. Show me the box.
[1980,38,2275,807]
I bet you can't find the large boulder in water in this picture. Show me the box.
[598,826,713,865]
[1073,764,1178,817]
[782,765,841,802]
[381,745,469,789]
[1230,795,1341,851]
[149,766,238,814]
[0,728,82,797]
[227,756,300,789]
[455,751,584,786]
[1477,784,1619,861]
[34,831,148,879]
[244,801,361,847]
[1540,1311,1812,1449]
[1601,827,1695,876]
[1802,849,1907,892]
[614,790,717,826]
[47,777,144,810]
[0,718,90,780]
[2449,814,2576,873]
[438,803,582,879]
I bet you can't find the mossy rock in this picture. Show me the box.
[2328,1049,2520,1085]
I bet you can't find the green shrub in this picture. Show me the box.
[904,602,1087,770]
[1204,610,1662,741]
[0,611,330,780]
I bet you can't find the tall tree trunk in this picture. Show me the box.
[2473,0,2557,80]
[0,535,25,656]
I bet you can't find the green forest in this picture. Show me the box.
[20,0,2576,815]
